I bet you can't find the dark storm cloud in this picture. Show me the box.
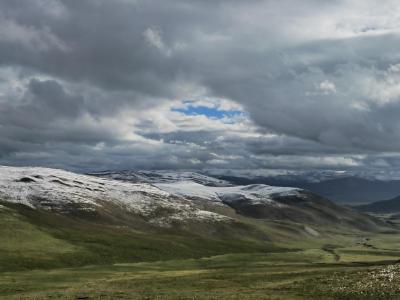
[1,0,400,172]
[0,0,224,96]
[27,79,83,118]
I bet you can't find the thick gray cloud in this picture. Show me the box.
[1,0,400,174]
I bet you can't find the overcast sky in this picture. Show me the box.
[1,0,400,173]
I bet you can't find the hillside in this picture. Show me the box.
[91,169,382,230]
[354,195,400,214]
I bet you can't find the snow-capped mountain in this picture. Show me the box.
[89,169,383,229]
[0,166,298,218]
[0,166,382,231]
[0,166,229,227]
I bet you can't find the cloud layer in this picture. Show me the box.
[1,0,400,173]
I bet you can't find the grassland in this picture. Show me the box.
[1,249,400,300]
[1,202,400,299]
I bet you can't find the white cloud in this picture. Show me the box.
[319,80,336,94]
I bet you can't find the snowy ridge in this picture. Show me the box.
[155,181,301,206]
[91,170,301,206]
[0,166,229,226]
[90,170,231,186]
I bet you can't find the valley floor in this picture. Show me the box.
[1,248,400,300]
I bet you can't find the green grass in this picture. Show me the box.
[0,205,81,271]
[1,252,400,299]
[0,202,283,271]
[1,202,400,299]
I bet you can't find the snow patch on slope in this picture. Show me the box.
[0,166,230,226]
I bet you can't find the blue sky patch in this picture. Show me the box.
[172,104,243,119]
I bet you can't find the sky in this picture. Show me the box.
[1,0,400,174]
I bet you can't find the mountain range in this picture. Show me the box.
[206,172,400,204]
[1,166,381,230]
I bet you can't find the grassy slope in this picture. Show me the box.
[0,200,387,271]
[1,201,400,299]
[0,202,284,271]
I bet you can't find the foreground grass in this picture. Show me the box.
[1,250,400,300]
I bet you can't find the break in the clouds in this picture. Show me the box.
[1,0,400,173]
